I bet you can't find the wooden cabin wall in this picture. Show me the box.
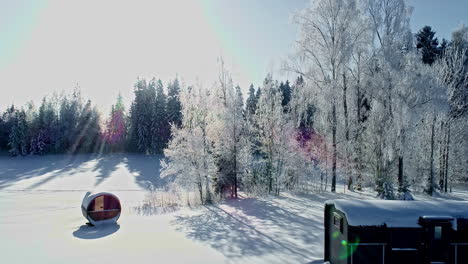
[325,205,349,264]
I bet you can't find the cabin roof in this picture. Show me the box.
[325,199,468,228]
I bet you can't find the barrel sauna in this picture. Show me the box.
[81,192,121,226]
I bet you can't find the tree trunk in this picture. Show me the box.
[331,102,337,193]
[439,121,446,190]
[324,142,329,192]
[198,179,203,204]
[355,82,363,191]
[205,176,211,204]
[233,138,238,199]
[398,125,406,193]
[343,73,352,191]
[427,115,436,196]
[398,156,404,192]
[444,122,450,193]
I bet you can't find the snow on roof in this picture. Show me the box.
[326,199,468,227]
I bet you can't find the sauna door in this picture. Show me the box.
[94,195,104,211]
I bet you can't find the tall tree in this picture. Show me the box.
[104,94,127,152]
[163,83,215,204]
[416,26,440,65]
[290,0,361,192]
[167,78,182,129]
[129,78,155,153]
[8,109,28,156]
[0,105,16,151]
[245,84,258,117]
[152,79,169,153]
[279,80,292,110]
[71,100,101,153]
[212,65,249,198]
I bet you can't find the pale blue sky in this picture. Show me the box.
[0,0,466,112]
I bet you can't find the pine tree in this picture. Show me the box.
[105,94,126,152]
[254,76,292,195]
[213,82,248,199]
[71,100,101,153]
[279,80,292,109]
[37,97,58,153]
[152,79,169,153]
[416,26,440,65]
[9,109,29,156]
[0,105,16,151]
[129,78,155,154]
[56,89,82,153]
[245,84,257,117]
[167,78,182,129]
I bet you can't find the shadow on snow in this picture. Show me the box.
[172,195,327,263]
[72,223,120,239]
[0,153,172,191]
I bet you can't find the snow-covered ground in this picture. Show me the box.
[0,154,466,264]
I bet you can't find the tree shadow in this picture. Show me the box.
[92,154,125,186]
[0,154,95,190]
[72,223,120,239]
[124,154,173,191]
[0,153,172,191]
[172,196,325,262]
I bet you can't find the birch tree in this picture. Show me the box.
[289,0,361,192]
[163,83,215,204]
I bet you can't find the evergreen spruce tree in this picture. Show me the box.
[152,79,169,153]
[56,90,82,153]
[71,100,101,153]
[416,26,440,65]
[129,78,157,154]
[105,94,126,152]
[166,78,182,129]
[245,84,258,117]
[279,80,292,109]
[38,97,58,153]
[9,109,29,156]
[0,105,16,151]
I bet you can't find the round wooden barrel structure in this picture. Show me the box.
[81,192,121,226]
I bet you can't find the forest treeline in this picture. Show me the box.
[0,78,183,155]
[1,0,467,202]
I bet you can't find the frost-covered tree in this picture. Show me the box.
[253,76,295,195]
[359,0,417,199]
[279,80,292,110]
[129,78,155,153]
[104,94,127,152]
[128,78,169,154]
[210,62,251,198]
[56,89,82,153]
[246,84,258,117]
[71,100,101,153]
[289,0,362,192]
[152,79,169,153]
[163,83,216,204]
[0,105,17,151]
[8,109,29,156]
[432,39,468,192]
[167,78,182,129]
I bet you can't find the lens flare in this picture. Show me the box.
[338,237,360,260]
